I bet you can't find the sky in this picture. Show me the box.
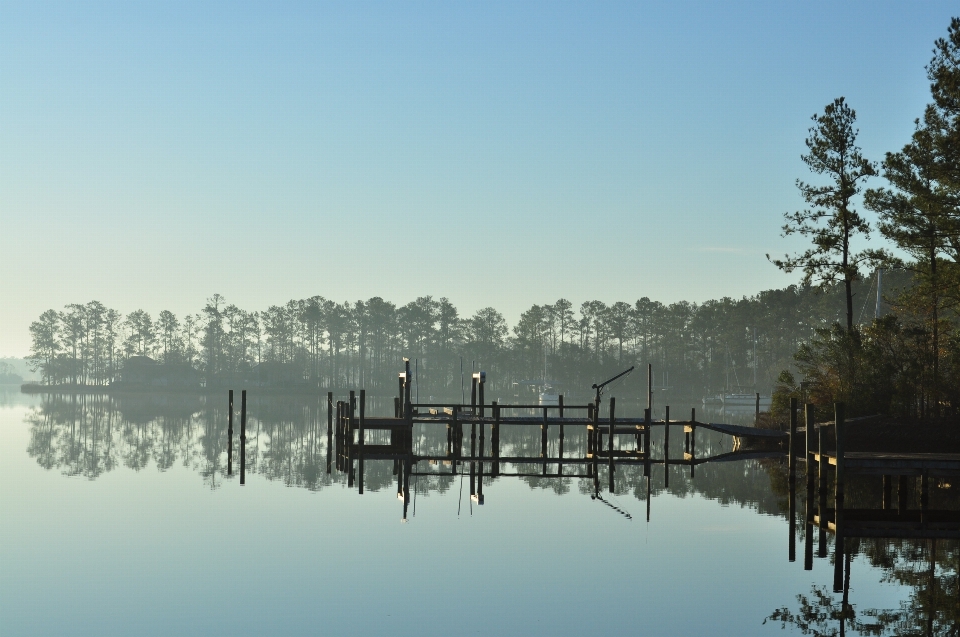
[1,1,956,357]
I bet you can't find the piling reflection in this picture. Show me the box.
[21,390,960,631]
[771,404,960,636]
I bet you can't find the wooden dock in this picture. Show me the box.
[319,362,792,518]
[779,398,960,593]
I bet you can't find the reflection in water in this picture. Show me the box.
[767,450,960,636]
[19,392,960,634]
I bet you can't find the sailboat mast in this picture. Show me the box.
[875,269,883,319]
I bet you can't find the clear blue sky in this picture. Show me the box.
[1,1,955,356]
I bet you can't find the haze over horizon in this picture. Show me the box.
[2,1,956,357]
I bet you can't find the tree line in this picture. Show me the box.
[27,279,891,399]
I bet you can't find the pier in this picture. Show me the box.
[780,398,960,596]
[318,361,787,517]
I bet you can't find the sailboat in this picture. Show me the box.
[722,328,770,408]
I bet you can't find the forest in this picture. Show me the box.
[24,276,899,401]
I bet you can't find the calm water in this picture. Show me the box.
[1,389,952,636]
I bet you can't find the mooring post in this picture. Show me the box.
[817,420,827,558]
[240,390,247,486]
[608,397,616,493]
[478,372,485,419]
[469,411,477,496]
[643,408,651,478]
[228,390,234,476]
[453,406,461,459]
[586,402,594,455]
[664,405,670,489]
[788,472,797,563]
[788,398,798,482]
[804,404,815,570]
[688,408,695,478]
[492,401,500,476]
[477,414,485,504]
[542,406,549,476]
[833,402,845,592]
[805,404,815,489]
[592,402,600,478]
[335,401,341,471]
[326,392,333,474]
[646,363,653,413]
[358,389,365,495]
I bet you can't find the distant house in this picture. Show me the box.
[121,356,158,384]
[120,356,201,388]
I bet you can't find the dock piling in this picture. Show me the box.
[228,390,234,476]
[240,390,247,486]
[358,389,365,495]
[608,397,615,493]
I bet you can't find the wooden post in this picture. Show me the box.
[453,407,461,459]
[469,414,477,496]
[478,373,485,419]
[882,475,892,509]
[817,422,827,558]
[805,403,815,493]
[755,392,760,426]
[557,394,563,476]
[804,453,815,570]
[240,390,247,486]
[558,394,564,477]
[833,402,845,592]
[804,403,815,571]
[643,408,651,478]
[788,397,798,481]
[646,363,652,412]
[477,413,485,504]
[326,391,333,474]
[663,405,670,489]
[592,402,599,478]
[788,471,797,563]
[358,389,365,495]
[228,390,234,476]
[493,401,500,476]
[542,406,548,476]
[688,408,695,478]
[608,397,616,493]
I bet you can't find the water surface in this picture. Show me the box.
[1,391,949,636]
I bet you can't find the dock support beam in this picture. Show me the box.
[358,389,365,495]
[227,390,234,476]
[608,397,616,493]
[833,402,845,593]
[663,405,670,489]
[240,390,247,486]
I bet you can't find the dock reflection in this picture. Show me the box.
[777,401,960,636]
